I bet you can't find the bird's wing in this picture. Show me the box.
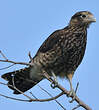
[36,29,63,53]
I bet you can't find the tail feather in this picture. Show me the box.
[1,67,42,94]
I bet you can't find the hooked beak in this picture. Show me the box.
[87,15,96,22]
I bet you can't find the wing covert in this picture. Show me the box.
[37,30,62,53]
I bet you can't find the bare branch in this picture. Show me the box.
[38,85,66,110]
[72,105,80,110]
[28,51,33,61]
[11,76,64,105]
[69,82,79,103]
[43,71,92,110]
[1,73,65,109]
[0,80,33,101]
[0,51,33,66]
[0,59,33,66]
[0,50,8,60]
[0,92,64,102]
[0,52,92,110]
[0,81,64,102]
[0,64,15,70]
[29,92,38,99]
[11,76,33,101]
[75,82,79,93]
[0,93,30,102]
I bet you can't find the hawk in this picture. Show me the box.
[1,11,96,97]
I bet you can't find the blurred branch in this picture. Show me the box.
[72,105,80,110]
[38,85,66,110]
[0,59,32,66]
[43,72,92,110]
[0,50,8,60]
[0,81,64,102]
[0,64,15,70]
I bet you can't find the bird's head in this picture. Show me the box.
[69,11,96,27]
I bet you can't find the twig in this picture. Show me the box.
[8,74,66,110]
[0,59,33,66]
[69,82,79,103]
[28,51,33,61]
[0,64,15,70]
[0,51,8,60]
[0,81,64,102]
[0,92,64,102]
[1,72,64,108]
[29,92,38,99]
[43,72,92,110]
[75,82,79,93]
[38,85,66,110]
[0,93,30,102]
[72,105,80,110]
[0,50,33,66]
[12,77,34,101]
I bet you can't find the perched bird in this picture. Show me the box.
[1,11,96,97]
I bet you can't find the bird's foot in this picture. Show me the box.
[68,89,76,102]
[50,80,58,89]
[50,71,58,89]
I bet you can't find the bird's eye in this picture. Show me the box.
[81,15,86,18]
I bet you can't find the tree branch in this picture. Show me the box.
[0,59,33,66]
[0,82,64,102]
[38,85,66,110]
[43,72,92,110]
[0,51,92,110]
[0,50,8,60]
[0,64,15,70]
[72,105,80,110]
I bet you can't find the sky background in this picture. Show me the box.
[0,0,99,110]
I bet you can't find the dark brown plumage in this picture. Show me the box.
[1,11,96,95]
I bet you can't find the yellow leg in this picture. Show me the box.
[67,72,76,99]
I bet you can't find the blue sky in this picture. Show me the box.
[0,0,99,110]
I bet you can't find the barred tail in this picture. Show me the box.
[1,67,43,94]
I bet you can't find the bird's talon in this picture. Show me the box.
[68,91,72,97]
[68,89,76,102]
[50,82,58,89]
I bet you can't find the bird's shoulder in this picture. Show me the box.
[36,30,62,53]
[36,27,70,53]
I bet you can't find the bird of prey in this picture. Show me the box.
[1,11,96,97]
